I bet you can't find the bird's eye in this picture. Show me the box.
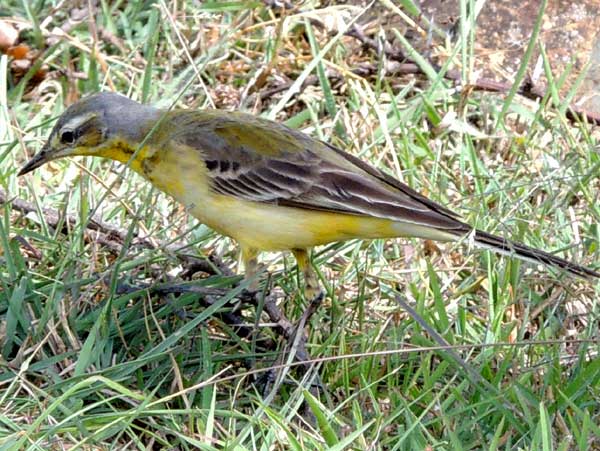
[60,130,75,144]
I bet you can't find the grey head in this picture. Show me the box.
[19,92,161,175]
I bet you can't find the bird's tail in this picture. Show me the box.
[468,229,599,279]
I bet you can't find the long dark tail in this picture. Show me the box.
[470,229,600,279]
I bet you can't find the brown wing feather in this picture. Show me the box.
[173,110,466,232]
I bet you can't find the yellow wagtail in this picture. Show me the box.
[19,92,599,300]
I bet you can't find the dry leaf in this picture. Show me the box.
[0,20,18,51]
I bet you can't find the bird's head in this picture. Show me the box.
[19,92,161,176]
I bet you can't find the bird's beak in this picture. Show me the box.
[18,144,59,176]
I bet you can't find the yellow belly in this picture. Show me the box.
[187,193,454,251]
[189,194,400,250]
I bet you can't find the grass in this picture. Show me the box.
[1,1,599,449]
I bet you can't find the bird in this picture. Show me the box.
[19,92,599,303]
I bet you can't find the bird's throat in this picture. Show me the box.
[95,138,153,173]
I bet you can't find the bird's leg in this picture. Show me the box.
[292,248,325,325]
[241,245,260,292]
[287,248,325,424]
[239,246,316,401]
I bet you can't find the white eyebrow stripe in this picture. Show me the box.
[60,112,98,131]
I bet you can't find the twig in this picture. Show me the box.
[0,188,232,269]
[114,280,262,341]
[1,188,152,251]
[346,24,406,62]
[113,277,316,377]
[345,23,600,126]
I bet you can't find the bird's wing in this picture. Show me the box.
[173,111,466,232]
